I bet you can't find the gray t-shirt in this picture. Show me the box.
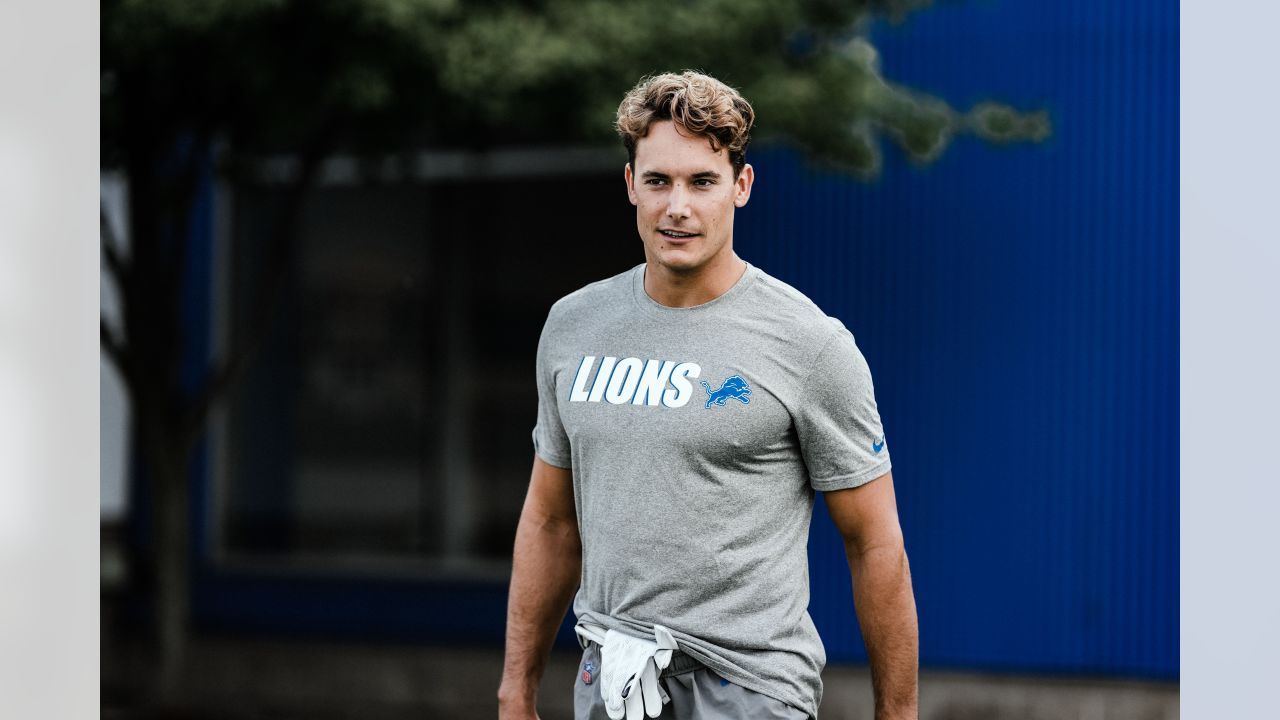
[532,262,892,719]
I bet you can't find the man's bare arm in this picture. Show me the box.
[498,455,582,719]
[825,471,919,720]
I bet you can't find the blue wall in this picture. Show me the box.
[736,1,1177,679]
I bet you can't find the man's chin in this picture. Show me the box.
[655,254,706,274]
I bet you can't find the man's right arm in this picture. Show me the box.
[498,454,582,719]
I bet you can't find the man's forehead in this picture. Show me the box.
[633,120,731,174]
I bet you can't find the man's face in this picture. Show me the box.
[625,120,754,275]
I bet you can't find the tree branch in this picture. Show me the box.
[101,201,137,390]
[101,316,130,382]
[101,202,130,285]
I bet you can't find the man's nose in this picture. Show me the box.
[666,184,692,219]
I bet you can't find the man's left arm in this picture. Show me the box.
[825,470,919,720]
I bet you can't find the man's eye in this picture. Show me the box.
[645,179,666,186]
[694,179,714,186]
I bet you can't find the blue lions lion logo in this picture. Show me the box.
[701,375,752,408]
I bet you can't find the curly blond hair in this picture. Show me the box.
[616,71,755,178]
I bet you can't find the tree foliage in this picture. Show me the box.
[103,0,1048,174]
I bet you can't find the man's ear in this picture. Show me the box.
[624,163,638,206]
[733,164,755,208]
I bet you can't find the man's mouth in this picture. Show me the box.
[659,229,700,240]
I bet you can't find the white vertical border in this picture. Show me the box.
[0,0,99,716]
[1181,1,1280,717]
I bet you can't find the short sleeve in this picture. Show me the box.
[531,318,573,469]
[794,327,892,491]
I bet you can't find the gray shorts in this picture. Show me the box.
[574,642,807,720]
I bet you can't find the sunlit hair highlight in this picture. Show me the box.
[616,70,755,178]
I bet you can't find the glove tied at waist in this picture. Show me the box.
[575,621,679,720]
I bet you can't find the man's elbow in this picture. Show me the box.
[843,523,907,563]
[520,509,582,551]
[845,536,912,593]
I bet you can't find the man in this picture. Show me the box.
[498,71,918,720]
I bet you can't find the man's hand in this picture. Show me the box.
[497,455,582,720]
[825,471,919,720]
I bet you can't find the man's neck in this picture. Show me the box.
[643,252,748,308]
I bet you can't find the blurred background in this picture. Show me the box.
[100,1,1177,718]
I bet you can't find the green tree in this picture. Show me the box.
[101,0,1048,700]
